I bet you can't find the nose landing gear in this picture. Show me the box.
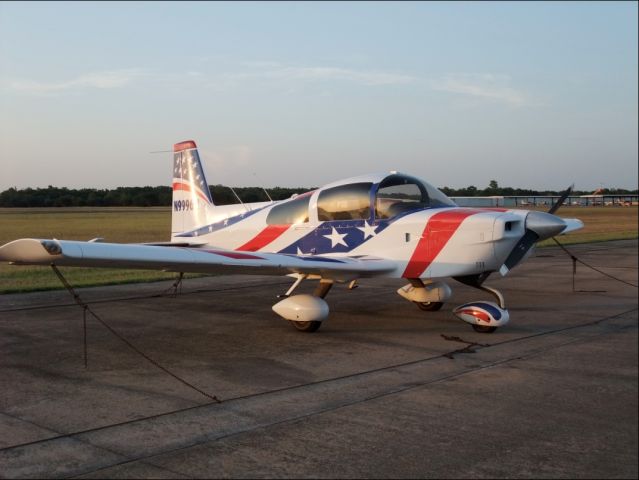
[453,274,510,333]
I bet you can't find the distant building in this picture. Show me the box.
[452,195,638,208]
[451,196,504,207]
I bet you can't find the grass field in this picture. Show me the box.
[0,207,179,293]
[0,206,637,293]
[535,206,638,246]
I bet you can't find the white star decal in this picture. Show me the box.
[323,227,348,248]
[296,247,305,255]
[357,221,378,239]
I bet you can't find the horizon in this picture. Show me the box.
[1,2,637,191]
[1,182,637,196]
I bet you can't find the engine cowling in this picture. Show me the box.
[453,301,510,328]
[272,294,329,322]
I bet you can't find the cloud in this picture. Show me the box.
[200,145,254,173]
[225,64,415,86]
[240,60,283,69]
[7,69,145,95]
[4,63,414,96]
[431,73,535,107]
[264,66,415,86]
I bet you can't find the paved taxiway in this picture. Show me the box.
[0,240,637,478]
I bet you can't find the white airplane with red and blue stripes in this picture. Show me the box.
[0,140,583,333]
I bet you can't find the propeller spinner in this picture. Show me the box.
[499,186,573,276]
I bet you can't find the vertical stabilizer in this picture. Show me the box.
[171,140,214,235]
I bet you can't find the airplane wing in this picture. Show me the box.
[0,239,395,281]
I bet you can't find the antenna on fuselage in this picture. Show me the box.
[261,187,273,202]
[253,172,273,202]
[228,186,249,211]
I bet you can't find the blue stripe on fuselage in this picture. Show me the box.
[175,207,264,237]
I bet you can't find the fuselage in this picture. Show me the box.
[171,171,531,280]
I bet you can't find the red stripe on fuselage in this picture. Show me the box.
[236,224,291,252]
[402,209,483,278]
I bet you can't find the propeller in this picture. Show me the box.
[499,229,539,275]
[499,185,573,276]
[548,184,574,215]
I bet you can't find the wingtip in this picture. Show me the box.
[0,238,60,263]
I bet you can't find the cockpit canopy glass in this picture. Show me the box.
[375,174,456,219]
[266,192,312,225]
[317,183,372,221]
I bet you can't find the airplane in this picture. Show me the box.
[580,188,605,206]
[0,140,584,334]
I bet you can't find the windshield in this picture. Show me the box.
[375,174,456,219]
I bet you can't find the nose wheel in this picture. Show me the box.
[471,324,497,333]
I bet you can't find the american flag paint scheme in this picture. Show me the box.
[0,140,583,333]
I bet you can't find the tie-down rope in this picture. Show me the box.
[50,265,220,403]
[552,238,638,290]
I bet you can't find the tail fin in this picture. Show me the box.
[171,140,214,235]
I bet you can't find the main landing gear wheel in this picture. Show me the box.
[290,320,322,332]
[472,324,497,333]
[416,301,444,311]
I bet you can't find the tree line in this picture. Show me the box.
[439,180,637,198]
[0,181,636,208]
[0,185,311,208]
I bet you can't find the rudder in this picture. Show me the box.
[171,140,214,236]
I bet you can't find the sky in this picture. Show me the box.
[0,1,637,191]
